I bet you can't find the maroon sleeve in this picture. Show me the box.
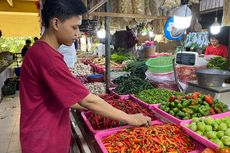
[42,63,89,108]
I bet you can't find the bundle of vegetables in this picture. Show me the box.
[88,94,156,130]
[160,92,229,120]
[135,88,184,104]
[187,116,230,148]
[207,57,228,70]
[111,53,129,64]
[113,75,153,94]
[124,60,147,79]
[102,123,195,153]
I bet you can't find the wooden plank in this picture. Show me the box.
[88,0,108,14]
[89,12,168,20]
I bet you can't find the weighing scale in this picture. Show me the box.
[173,51,230,106]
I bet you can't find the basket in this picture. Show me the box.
[145,56,174,73]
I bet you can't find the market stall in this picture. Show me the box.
[68,0,230,152]
[1,0,230,153]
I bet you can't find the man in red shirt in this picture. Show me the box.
[205,35,228,59]
[19,1,151,153]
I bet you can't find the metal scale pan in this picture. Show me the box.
[173,51,230,106]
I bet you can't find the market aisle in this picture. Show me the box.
[0,92,21,153]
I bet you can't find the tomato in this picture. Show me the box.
[204,95,213,105]
[201,148,216,153]
[217,148,230,153]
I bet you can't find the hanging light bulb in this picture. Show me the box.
[210,17,221,35]
[97,29,106,39]
[174,5,192,29]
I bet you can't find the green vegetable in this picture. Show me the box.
[221,136,230,146]
[205,125,213,131]
[225,129,230,137]
[212,139,224,148]
[206,131,217,139]
[207,56,228,70]
[111,53,129,63]
[196,131,203,136]
[197,122,206,132]
[217,131,225,139]
[198,105,211,116]
[205,117,215,125]
[218,123,228,131]
[135,89,183,104]
[124,60,147,79]
[188,123,197,131]
[114,75,153,94]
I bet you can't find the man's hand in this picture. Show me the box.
[126,113,151,126]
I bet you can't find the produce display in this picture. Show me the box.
[70,63,92,76]
[102,123,196,153]
[187,116,230,148]
[207,57,228,70]
[135,88,184,104]
[160,92,229,120]
[124,60,147,79]
[84,82,106,95]
[111,53,129,64]
[113,75,153,94]
[88,94,156,130]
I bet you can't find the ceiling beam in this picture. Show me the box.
[89,12,168,20]
[88,0,108,14]
[6,0,14,7]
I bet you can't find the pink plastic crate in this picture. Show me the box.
[95,121,205,153]
[180,111,230,150]
[150,104,187,125]
[129,95,150,108]
[81,95,157,134]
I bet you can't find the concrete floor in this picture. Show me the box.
[0,92,21,153]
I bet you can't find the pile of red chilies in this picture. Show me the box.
[103,123,195,153]
[88,94,156,130]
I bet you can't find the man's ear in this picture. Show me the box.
[50,18,60,30]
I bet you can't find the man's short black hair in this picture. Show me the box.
[42,0,87,28]
[26,39,32,44]
[0,30,2,38]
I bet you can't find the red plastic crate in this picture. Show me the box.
[180,111,230,150]
[95,121,205,153]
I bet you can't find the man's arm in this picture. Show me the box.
[71,93,151,126]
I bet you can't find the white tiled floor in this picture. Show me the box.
[0,92,21,153]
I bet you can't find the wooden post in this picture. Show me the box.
[104,1,110,92]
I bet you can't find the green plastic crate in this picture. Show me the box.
[145,56,174,73]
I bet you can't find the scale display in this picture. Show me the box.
[176,52,198,66]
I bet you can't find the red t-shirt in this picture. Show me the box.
[20,41,89,153]
[205,44,228,58]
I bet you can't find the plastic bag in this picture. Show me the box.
[145,70,175,83]
[145,70,178,91]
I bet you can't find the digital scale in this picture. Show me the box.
[173,51,230,106]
